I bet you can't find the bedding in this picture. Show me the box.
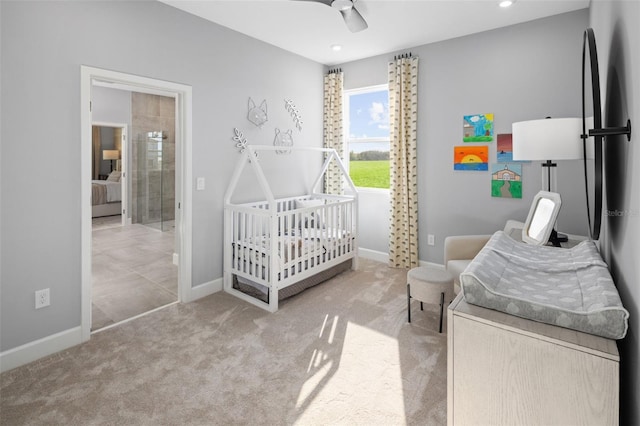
[106,170,121,182]
[91,180,121,205]
[460,231,629,339]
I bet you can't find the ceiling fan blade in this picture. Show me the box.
[295,0,368,33]
[293,0,333,5]
[339,5,368,33]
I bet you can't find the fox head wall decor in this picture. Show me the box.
[247,97,268,128]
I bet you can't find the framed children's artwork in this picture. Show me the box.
[497,133,530,162]
[454,145,489,171]
[491,163,522,198]
[463,113,494,142]
[497,133,513,162]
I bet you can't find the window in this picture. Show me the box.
[344,84,390,190]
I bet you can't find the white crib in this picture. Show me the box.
[223,146,358,312]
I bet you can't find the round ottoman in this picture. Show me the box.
[407,266,454,333]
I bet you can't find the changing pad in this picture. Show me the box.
[460,231,629,339]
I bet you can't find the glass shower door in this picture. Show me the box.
[136,131,172,231]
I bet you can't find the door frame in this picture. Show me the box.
[92,121,128,226]
[80,65,193,342]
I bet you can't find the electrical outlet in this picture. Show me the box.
[427,234,435,246]
[35,288,50,309]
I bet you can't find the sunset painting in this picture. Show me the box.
[497,133,530,163]
[496,133,513,162]
[454,145,489,171]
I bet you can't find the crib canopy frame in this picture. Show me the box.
[224,145,358,207]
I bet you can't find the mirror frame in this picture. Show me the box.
[582,28,632,240]
[522,191,562,246]
[582,28,603,240]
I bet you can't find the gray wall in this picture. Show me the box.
[0,0,324,351]
[589,2,640,424]
[340,10,590,263]
[92,86,132,126]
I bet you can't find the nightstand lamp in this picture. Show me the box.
[103,149,120,172]
[512,117,583,244]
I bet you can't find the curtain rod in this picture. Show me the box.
[327,68,342,74]
[394,52,413,60]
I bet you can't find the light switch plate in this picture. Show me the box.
[196,177,205,190]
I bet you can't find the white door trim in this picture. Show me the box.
[80,65,193,342]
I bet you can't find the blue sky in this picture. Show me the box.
[348,89,389,140]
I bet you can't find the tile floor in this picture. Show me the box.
[92,216,178,331]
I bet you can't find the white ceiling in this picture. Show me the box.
[160,0,590,66]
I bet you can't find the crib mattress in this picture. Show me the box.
[460,231,629,339]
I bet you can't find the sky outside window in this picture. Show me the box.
[348,89,389,153]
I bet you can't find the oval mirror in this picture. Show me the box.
[582,28,603,240]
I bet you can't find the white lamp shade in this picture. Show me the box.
[512,118,583,161]
[103,150,120,160]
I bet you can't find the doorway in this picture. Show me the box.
[91,114,178,331]
[81,66,193,341]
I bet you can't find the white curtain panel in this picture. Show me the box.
[388,55,419,269]
[323,71,344,195]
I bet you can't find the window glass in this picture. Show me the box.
[345,85,390,189]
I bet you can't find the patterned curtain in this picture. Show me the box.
[388,55,419,268]
[323,70,344,195]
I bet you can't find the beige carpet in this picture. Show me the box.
[1,258,447,425]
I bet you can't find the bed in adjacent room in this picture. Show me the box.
[92,171,122,217]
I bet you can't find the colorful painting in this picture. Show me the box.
[491,163,522,198]
[463,113,494,142]
[497,133,530,163]
[454,145,489,171]
[496,133,513,162]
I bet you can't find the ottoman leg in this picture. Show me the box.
[420,301,424,311]
[439,291,445,333]
[407,283,411,323]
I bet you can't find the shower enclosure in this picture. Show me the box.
[134,130,175,231]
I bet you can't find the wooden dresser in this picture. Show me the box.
[447,294,619,425]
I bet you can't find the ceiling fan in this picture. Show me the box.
[297,0,368,33]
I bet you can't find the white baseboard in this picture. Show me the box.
[182,277,223,303]
[419,260,445,269]
[358,247,444,269]
[358,248,388,263]
[0,326,82,373]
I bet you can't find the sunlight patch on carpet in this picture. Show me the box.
[295,321,405,424]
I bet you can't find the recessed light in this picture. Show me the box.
[499,0,514,7]
[331,44,342,52]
